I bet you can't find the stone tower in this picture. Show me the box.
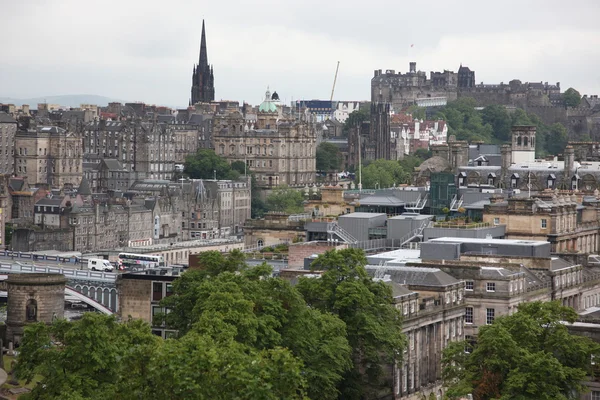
[371,102,391,160]
[511,125,536,164]
[501,144,512,183]
[5,273,67,345]
[564,145,575,179]
[190,20,215,105]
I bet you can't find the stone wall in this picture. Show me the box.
[116,276,152,323]
[6,273,67,345]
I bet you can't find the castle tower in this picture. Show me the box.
[190,20,215,105]
[511,125,536,164]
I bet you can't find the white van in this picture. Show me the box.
[87,258,114,272]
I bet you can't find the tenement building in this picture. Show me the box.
[181,178,251,240]
[15,124,83,187]
[0,112,17,174]
[212,89,317,188]
[83,119,175,181]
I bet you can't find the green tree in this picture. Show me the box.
[545,123,568,156]
[296,248,406,399]
[231,160,247,175]
[407,105,426,120]
[413,148,432,161]
[481,104,512,142]
[250,174,267,218]
[316,142,343,171]
[265,185,304,214]
[163,264,352,400]
[343,106,370,134]
[184,149,240,180]
[442,301,600,400]
[15,314,161,399]
[563,87,582,108]
[360,159,410,189]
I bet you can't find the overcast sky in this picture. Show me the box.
[2,0,600,108]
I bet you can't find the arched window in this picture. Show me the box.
[26,299,37,322]
[523,136,528,146]
[257,239,264,248]
[517,136,522,146]
[231,125,236,133]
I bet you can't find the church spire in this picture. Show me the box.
[199,20,208,68]
[190,19,215,105]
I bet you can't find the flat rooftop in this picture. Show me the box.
[427,237,549,246]
[339,212,387,219]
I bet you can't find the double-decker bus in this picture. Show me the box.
[117,253,165,270]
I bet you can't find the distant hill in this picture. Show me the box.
[0,94,127,109]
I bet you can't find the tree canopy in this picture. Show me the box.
[359,159,411,189]
[296,248,406,399]
[265,185,305,214]
[316,142,343,172]
[442,301,600,400]
[343,106,370,135]
[434,98,570,157]
[184,149,240,180]
[16,249,405,400]
[563,87,582,108]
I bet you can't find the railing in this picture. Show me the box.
[405,193,429,211]
[0,263,117,283]
[432,222,491,229]
[397,220,432,247]
[288,214,311,222]
[449,194,464,211]
[327,222,358,244]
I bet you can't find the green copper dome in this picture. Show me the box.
[258,88,278,113]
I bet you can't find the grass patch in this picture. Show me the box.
[2,355,42,391]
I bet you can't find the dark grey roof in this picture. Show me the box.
[9,178,24,192]
[367,265,459,287]
[550,257,572,271]
[77,177,92,196]
[35,197,64,207]
[0,112,17,123]
[388,282,416,298]
[157,115,175,123]
[101,159,125,171]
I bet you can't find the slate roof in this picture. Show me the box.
[101,159,125,171]
[77,177,92,196]
[0,112,17,123]
[367,265,459,287]
[479,266,520,278]
[35,197,64,207]
[8,178,24,192]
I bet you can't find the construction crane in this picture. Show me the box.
[330,61,340,102]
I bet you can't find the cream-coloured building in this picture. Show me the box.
[483,192,600,254]
[0,112,17,175]
[15,125,83,187]
[212,89,317,188]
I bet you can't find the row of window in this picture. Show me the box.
[465,281,495,292]
[465,307,495,325]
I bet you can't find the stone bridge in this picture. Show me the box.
[0,263,118,312]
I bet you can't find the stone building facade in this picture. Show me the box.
[243,212,306,248]
[116,270,179,339]
[15,125,83,187]
[83,119,175,181]
[364,266,465,400]
[483,193,600,254]
[5,273,67,345]
[212,95,317,188]
[181,178,251,240]
[0,112,17,174]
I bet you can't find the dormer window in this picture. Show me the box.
[572,174,580,191]
[511,173,519,189]
[458,172,467,187]
[487,173,496,186]
[547,174,556,189]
